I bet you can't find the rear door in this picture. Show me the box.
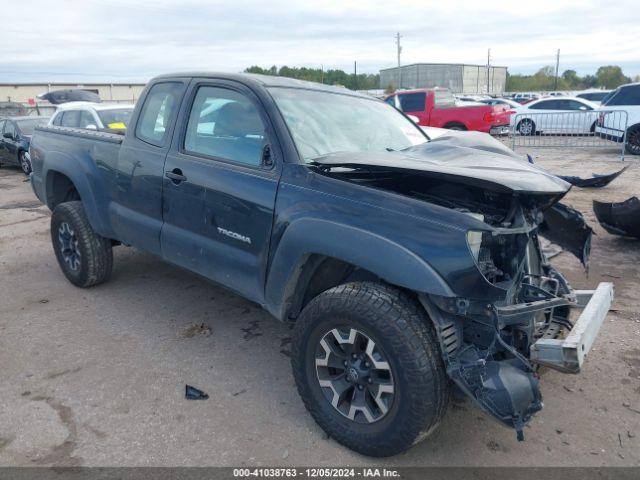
[161,79,281,302]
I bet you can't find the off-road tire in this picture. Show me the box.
[626,125,640,155]
[51,201,113,287]
[291,282,449,457]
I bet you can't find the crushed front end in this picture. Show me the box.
[420,199,613,440]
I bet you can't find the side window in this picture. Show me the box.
[384,96,396,107]
[530,100,556,110]
[135,82,183,146]
[52,113,63,126]
[398,92,426,112]
[566,100,591,111]
[79,111,96,128]
[4,121,16,138]
[184,86,267,167]
[60,111,80,127]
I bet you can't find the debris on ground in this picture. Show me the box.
[593,197,640,239]
[557,166,628,188]
[180,323,212,338]
[185,385,209,400]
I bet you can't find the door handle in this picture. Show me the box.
[165,168,187,184]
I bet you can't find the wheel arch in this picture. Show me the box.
[442,121,467,130]
[264,219,455,322]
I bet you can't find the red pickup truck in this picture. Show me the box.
[385,88,512,134]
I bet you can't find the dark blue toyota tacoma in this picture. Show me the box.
[29,73,613,456]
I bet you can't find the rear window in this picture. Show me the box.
[398,92,426,112]
[577,92,609,102]
[434,90,456,108]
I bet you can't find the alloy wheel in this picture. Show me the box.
[58,222,81,271]
[315,327,395,424]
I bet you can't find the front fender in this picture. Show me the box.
[264,218,455,320]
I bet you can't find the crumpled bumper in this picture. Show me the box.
[530,282,614,373]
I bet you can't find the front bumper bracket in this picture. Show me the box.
[530,282,614,373]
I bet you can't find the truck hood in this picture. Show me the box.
[311,131,570,195]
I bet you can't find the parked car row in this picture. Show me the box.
[0,116,49,174]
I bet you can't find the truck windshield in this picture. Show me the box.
[269,88,428,162]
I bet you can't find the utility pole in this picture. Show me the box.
[395,32,403,89]
[554,49,560,90]
[354,61,357,90]
[486,48,491,94]
[321,64,324,84]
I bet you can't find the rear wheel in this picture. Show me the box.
[291,282,449,457]
[51,201,113,287]
[626,125,640,155]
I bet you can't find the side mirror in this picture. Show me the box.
[85,124,98,130]
[3,132,13,140]
[407,114,420,124]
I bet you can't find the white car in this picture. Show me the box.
[510,96,599,135]
[49,102,135,131]
[479,98,521,109]
[595,82,640,155]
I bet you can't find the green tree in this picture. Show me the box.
[562,69,580,88]
[596,66,631,89]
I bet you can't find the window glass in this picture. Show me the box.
[60,111,80,127]
[52,113,63,126]
[398,92,425,112]
[184,86,267,166]
[529,100,557,110]
[606,86,640,106]
[564,100,591,111]
[578,92,608,102]
[4,121,16,137]
[135,82,182,146]
[434,90,456,108]
[384,96,395,106]
[79,111,96,128]
[97,108,133,129]
[269,87,427,162]
[0,120,5,135]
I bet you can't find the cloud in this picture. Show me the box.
[0,0,637,82]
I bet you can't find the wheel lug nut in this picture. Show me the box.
[358,385,363,390]
[364,361,370,367]
[368,378,372,383]
[343,361,347,366]
[352,353,357,359]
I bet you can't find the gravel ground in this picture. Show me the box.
[0,146,639,467]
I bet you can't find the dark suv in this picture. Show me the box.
[0,116,49,174]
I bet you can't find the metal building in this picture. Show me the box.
[379,63,508,94]
[0,82,146,104]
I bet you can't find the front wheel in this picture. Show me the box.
[517,118,536,136]
[291,282,449,457]
[19,151,32,175]
[51,201,113,287]
[626,125,640,155]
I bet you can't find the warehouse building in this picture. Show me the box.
[379,63,507,94]
[0,82,146,104]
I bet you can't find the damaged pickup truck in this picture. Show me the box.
[28,73,614,457]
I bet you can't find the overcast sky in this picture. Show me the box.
[1,0,638,83]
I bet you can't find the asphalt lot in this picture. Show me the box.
[1,146,639,467]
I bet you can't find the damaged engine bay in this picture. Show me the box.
[309,135,601,441]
